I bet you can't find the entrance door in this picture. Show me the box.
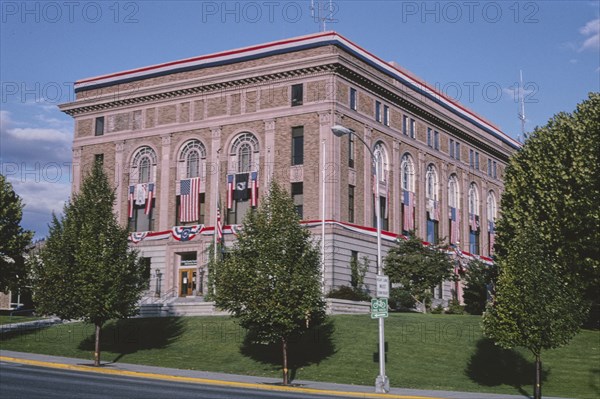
[179,269,197,297]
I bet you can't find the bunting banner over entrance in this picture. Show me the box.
[127,220,493,265]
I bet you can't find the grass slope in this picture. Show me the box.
[0,313,597,398]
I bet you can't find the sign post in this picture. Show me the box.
[376,275,389,299]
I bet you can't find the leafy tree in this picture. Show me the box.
[0,174,33,292]
[483,226,587,399]
[484,93,599,399]
[32,162,147,366]
[463,260,497,315]
[496,92,599,304]
[384,235,455,313]
[213,182,325,385]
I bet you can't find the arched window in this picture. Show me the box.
[468,183,479,216]
[231,133,259,173]
[400,153,415,192]
[179,139,207,179]
[131,146,157,184]
[426,164,438,201]
[487,191,497,222]
[373,141,388,183]
[448,174,459,209]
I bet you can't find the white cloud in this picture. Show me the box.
[6,127,71,143]
[0,110,72,165]
[9,179,70,217]
[579,18,600,52]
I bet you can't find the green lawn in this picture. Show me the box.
[0,315,46,326]
[0,314,598,398]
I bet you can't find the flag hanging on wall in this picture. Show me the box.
[128,185,135,218]
[145,183,154,215]
[180,178,200,222]
[250,171,259,207]
[450,207,461,245]
[234,173,249,201]
[403,190,414,231]
[488,220,496,255]
[470,213,479,232]
[227,174,234,209]
[216,206,223,244]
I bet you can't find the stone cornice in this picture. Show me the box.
[59,64,338,116]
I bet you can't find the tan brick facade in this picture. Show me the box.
[61,33,517,300]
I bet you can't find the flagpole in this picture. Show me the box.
[321,138,326,294]
[214,149,221,263]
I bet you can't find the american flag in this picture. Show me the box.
[488,220,496,255]
[128,185,135,218]
[469,213,479,231]
[180,178,200,222]
[250,171,259,207]
[227,174,234,209]
[403,190,414,231]
[144,183,154,215]
[433,200,440,221]
[216,206,223,244]
[450,207,460,245]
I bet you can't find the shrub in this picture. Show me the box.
[327,286,371,301]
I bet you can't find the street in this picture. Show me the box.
[0,361,335,399]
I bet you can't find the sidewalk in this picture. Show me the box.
[0,350,572,399]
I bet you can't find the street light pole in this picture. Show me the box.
[331,125,389,393]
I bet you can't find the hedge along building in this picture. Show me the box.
[59,32,519,306]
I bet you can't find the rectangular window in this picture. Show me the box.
[488,159,492,175]
[291,182,303,219]
[434,131,440,150]
[402,115,408,135]
[95,117,104,136]
[449,139,455,158]
[291,84,303,106]
[350,88,357,110]
[348,185,355,223]
[455,142,461,161]
[427,128,432,147]
[129,202,155,232]
[94,153,104,166]
[469,149,474,168]
[348,134,355,168]
[493,161,497,178]
[410,118,416,139]
[291,126,304,166]
[375,101,381,122]
[383,105,389,126]
[475,152,480,170]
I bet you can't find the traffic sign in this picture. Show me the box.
[376,275,389,298]
[371,298,388,318]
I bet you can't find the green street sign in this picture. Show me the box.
[371,298,388,319]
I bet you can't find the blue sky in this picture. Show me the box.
[1,0,599,239]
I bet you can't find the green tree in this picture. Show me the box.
[32,162,147,366]
[496,92,599,304]
[0,174,33,292]
[463,260,497,315]
[483,226,587,399]
[213,182,325,385]
[384,235,455,313]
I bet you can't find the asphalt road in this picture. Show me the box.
[0,362,336,399]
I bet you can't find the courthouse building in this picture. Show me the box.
[59,32,519,306]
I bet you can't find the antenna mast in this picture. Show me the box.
[311,0,334,32]
[518,70,527,142]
